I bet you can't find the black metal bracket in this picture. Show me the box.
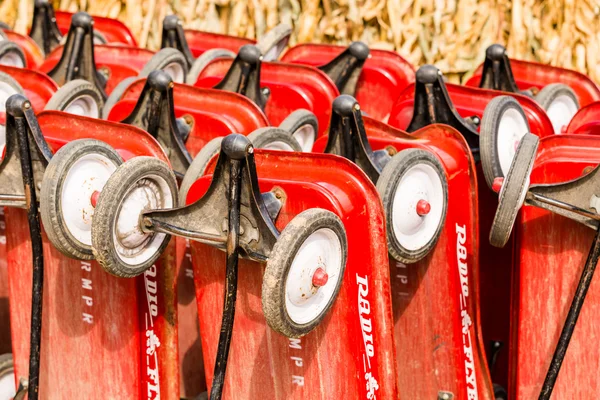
[2,94,52,400]
[29,0,63,56]
[0,95,52,208]
[319,41,369,96]
[406,65,480,155]
[324,95,390,183]
[142,133,283,262]
[46,12,107,98]
[160,15,195,68]
[119,70,192,175]
[477,44,522,94]
[213,45,268,111]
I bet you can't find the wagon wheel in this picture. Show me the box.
[278,109,319,152]
[44,79,105,118]
[535,83,579,135]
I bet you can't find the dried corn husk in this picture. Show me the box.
[3,0,600,83]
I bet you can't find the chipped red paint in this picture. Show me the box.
[187,151,399,399]
[6,112,179,398]
[467,59,600,107]
[281,43,415,122]
[193,59,339,136]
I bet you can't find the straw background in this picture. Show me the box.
[2,0,599,84]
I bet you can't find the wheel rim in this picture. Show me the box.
[163,62,184,83]
[113,174,173,265]
[391,163,444,251]
[0,82,19,112]
[62,153,118,246]
[284,228,343,325]
[546,94,578,134]
[64,95,99,118]
[497,108,529,177]
[0,51,23,68]
[0,368,16,398]
[292,124,316,152]
[262,140,297,151]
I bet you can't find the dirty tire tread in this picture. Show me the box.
[40,140,122,260]
[247,127,302,151]
[0,353,13,375]
[489,133,539,248]
[186,49,235,85]
[262,208,347,338]
[44,79,105,117]
[256,23,292,61]
[0,70,24,95]
[0,41,25,67]
[102,76,137,119]
[139,48,188,82]
[376,149,448,263]
[480,95,530,190]
[535,83,580,111]
[278,109,318,151]
[179,137,223,206]
[92,157,178,277]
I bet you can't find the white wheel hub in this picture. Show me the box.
[284,228,343,324]
[263,140,297,151]
[293,124,316,152]
[64,95,99,118]
[0,368,16,399]
[62,153,118,246]
[391,163,444,251]
[163,62,184,83]
[0,51,23,68]
[497,108,529,177]
[0,82,19,112]
[114,174,173,265]
[546,95,578,135]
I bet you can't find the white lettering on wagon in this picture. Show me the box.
[456,224,478,400]
[81,261,93,324]
[357,274,379,399]
[289,339,304,386]
[144,264,160,399]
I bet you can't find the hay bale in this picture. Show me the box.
[3,0,600,83]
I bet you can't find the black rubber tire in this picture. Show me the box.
[0,353,15,397]
[92,157,178,277]
[489,133,539,248]
[278,109,318,152]
[256,23,292,61]
[247,127,302,151]
[535,83,580,111]
[0,41,26,68]
[186,49,235,85]
[262,208,347,338]
[178,137,223,207]
[40,139,123,260]
[376,149,448,263]
[93,31,107,45]
[139,48,188,83]
[480,95,530,190]
[0,22,11,30]
[102,76,137,119]
[0,70,25,107]
[44,79,105,118]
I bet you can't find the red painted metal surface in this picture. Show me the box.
[3,30,45,69]
[40,44,145,93]
[183,30,255,58]
[0,65,58,111]
[187,151,399,399]
[54,11,138,46]
[108,79,269,156]
[566,101,600,134]
[311,119,494,398]
[389,82,556,138]
[508,134,600,398]
[193,59,339,136]
[467,59,600,107]
[281,44,415,122]
[6,111,179,399]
